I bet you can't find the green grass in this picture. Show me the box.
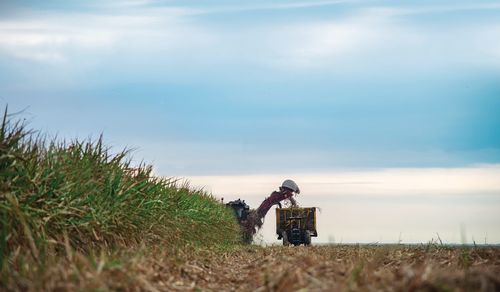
[0,107,241,277]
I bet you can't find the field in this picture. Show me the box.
[2,109,500,291]
[210,245,500,291]
[5,243,500,291]
[0,109,240,290]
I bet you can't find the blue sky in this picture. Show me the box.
[1,0,500,175]
[2,0,500,243]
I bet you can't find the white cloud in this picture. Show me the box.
[257,6,500,70]
[390,2,500,15]
[0,19,115,62]
[251,8,422,69]
[0,25,115,61]
[271,20,380,68]
[477,25,500,64]
[198,0,349,14]
[1,2,499,69]
[0,8,201,63]
[104,0,159,8]
[185,164,500,197]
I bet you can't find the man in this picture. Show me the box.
[242,179,300,241]
[255,179,300,219]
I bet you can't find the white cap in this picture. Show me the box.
[281,179,300,194]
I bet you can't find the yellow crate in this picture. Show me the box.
[276,207,317,237]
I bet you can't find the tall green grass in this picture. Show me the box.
[0,107,241,270]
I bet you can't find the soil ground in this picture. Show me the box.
[164,245,500,292]
[6,244,500,291]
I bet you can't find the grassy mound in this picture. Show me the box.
[0,108,241,273]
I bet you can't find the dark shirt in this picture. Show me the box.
[256,190,296,219]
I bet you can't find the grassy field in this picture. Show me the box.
[183,244,500,291]
[2,109,500,291]
[5,243,499,291]
[0,108,241,290]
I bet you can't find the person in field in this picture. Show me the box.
[255,179,300,219]
[242,180,300,240]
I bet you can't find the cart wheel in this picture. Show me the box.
[282,231,290,246]
[304,231,311,246]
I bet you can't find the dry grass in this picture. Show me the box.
[182,244,500,292]
[4,244,499,291]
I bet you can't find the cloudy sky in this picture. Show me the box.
[1,0,499,243]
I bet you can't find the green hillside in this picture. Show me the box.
[0,108,241,287]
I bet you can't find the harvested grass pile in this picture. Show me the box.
[0,107,241,286]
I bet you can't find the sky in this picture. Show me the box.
[1,0,500,243]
